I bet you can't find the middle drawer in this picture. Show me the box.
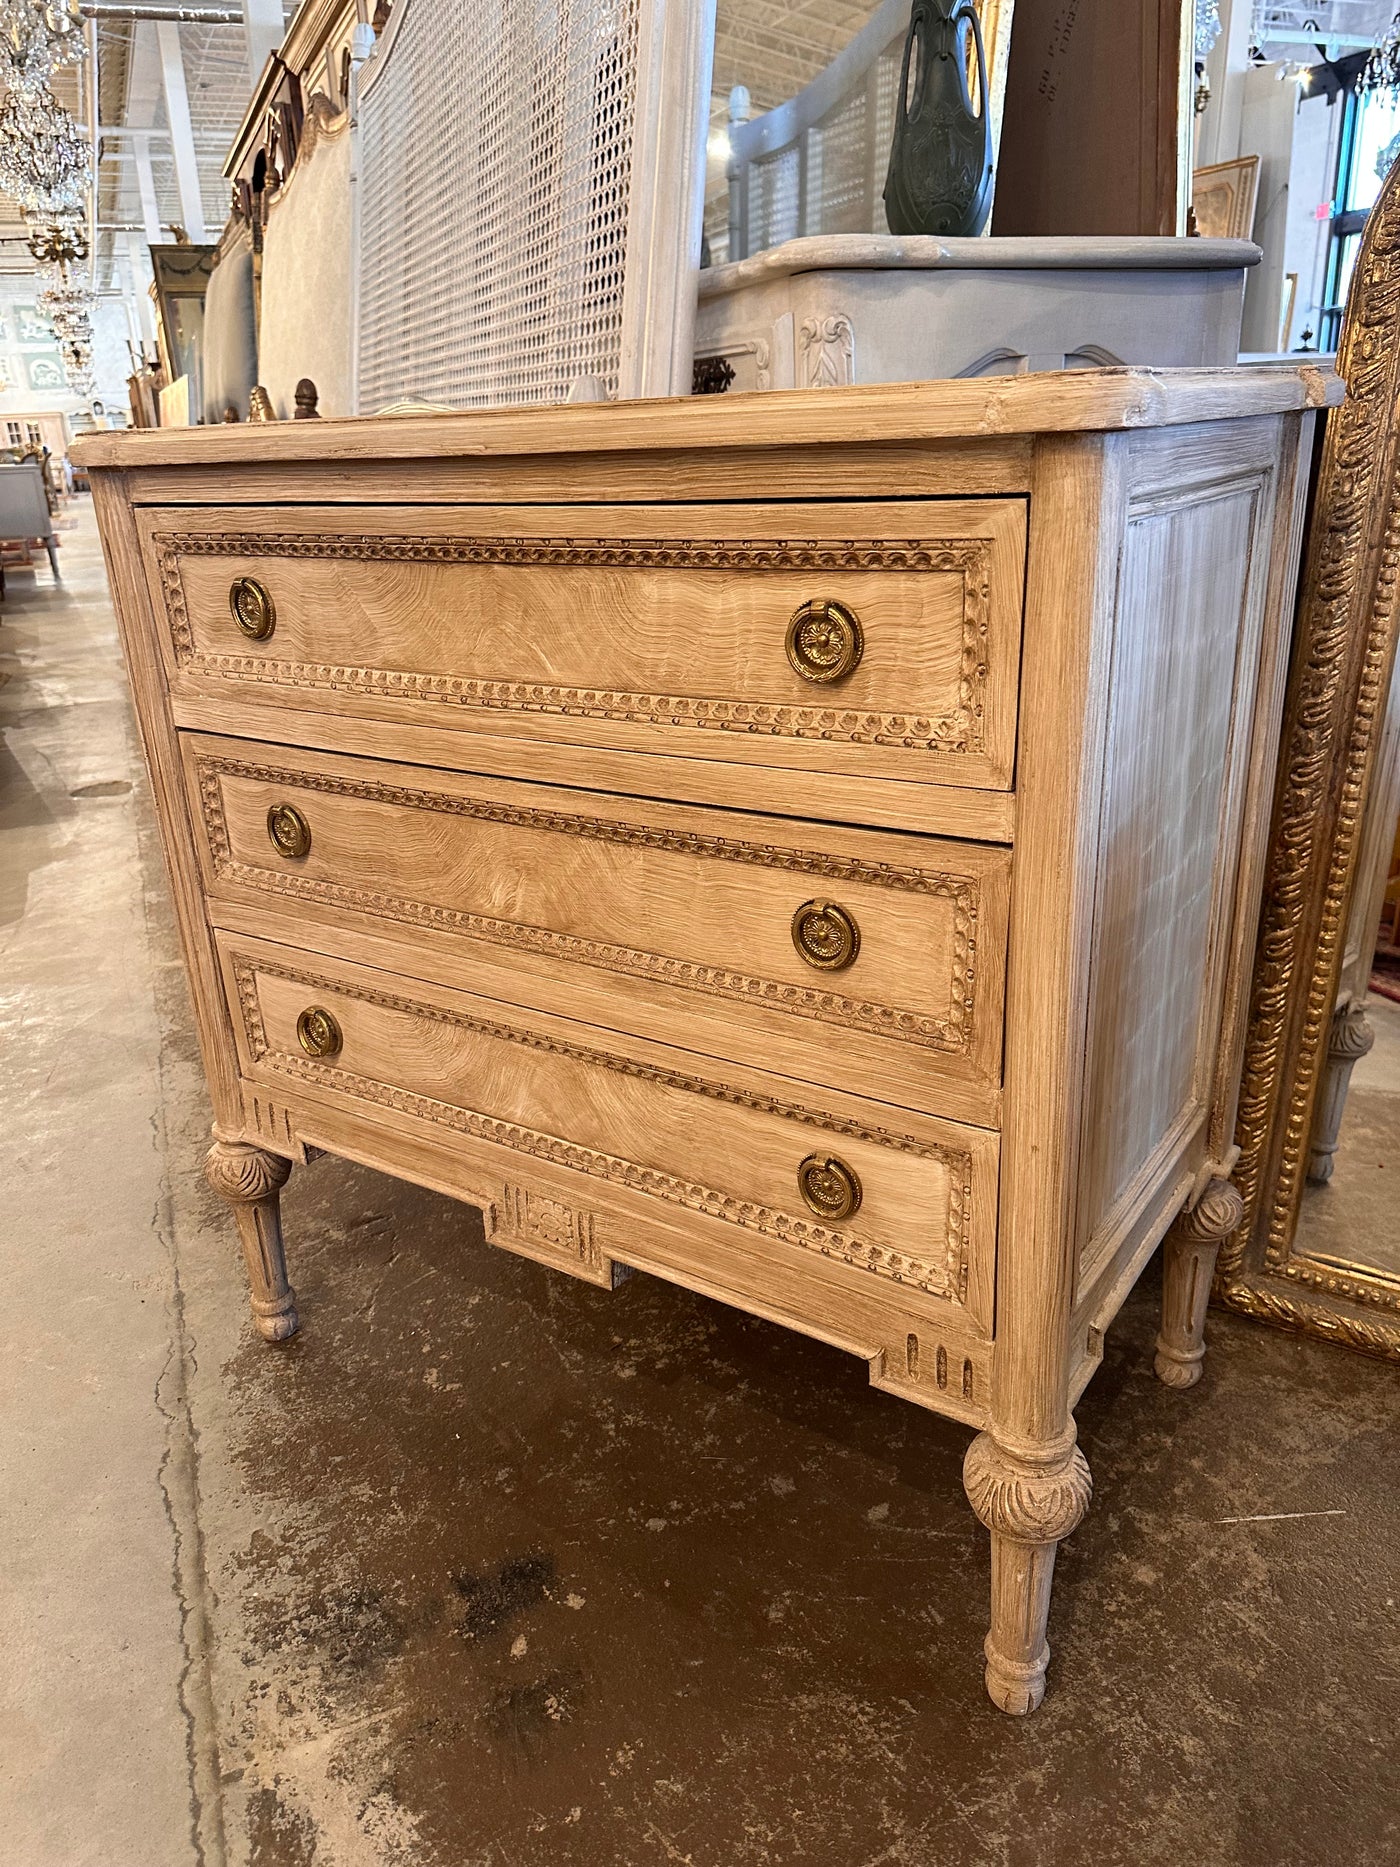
[184,734,1009,1124]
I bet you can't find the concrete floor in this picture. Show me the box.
[4,503,1400,1867]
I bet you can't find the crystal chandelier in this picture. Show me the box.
[38,277,91,339]
[1361,12,1400,95]
[1195,0,1223,59]
[25,203,86,265]
[0,0,100,399]
[0,79,89,213]
[37,269,97,395]
[0,0,83,96]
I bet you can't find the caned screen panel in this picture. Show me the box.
[355,0,710,410]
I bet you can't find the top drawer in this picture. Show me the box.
[137,501,1026,791]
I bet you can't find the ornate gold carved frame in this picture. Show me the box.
[1219,156,1400,1360]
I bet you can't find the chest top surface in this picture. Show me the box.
[72,364,1336,480]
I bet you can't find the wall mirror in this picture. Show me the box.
[1218,152,1400,1360]
[704,0,1015,267]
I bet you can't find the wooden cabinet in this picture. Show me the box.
[76,367,1328,1714]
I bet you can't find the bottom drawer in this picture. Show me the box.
[220,932,998,1321]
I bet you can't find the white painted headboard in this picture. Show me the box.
[353,0,715,411]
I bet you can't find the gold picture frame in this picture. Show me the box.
[1192,154,1261,241]
[1217,154,1400,1360]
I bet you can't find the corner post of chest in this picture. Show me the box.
[961,431,1123,1713]
[89,471,298,1336]
[88,471,248,1132]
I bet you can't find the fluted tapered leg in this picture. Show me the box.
[1307,1004,1374,1184]
[204,1133,298,1342]
[963,1429,1093,1714]
[1154,1177,1243,1390]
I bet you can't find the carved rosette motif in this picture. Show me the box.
[1222,136,1400,1351]
[962,1434,1093,1544]
[155,533,993,756]
[196,753,983,1053]
[204,1137,292,1204]
[229,953,975,1303]
[499,1184,598,1259]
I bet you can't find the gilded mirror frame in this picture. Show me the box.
[1218,154,1400,1361]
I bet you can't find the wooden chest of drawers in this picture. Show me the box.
[76,368,1327,1713]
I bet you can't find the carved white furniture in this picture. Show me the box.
[695,234,1260,391]
[77,363,1327,1712]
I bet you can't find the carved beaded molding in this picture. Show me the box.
[196,752,983,1053]
[229,951,975,1301]
[155,532,993,755]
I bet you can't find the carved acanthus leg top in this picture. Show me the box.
[1154,1176,1244,1391]
[205,1134,298,1343]
[1307,1004,1375,1184]
[962,1430,1093,1715]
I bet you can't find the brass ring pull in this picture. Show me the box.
[229,574,275,640]
[266,802,311,860]
[785,598,863,685]
[295,1005,342,1059]
[797,1153,862,1222]
[791,898,860,972]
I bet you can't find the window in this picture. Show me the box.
[26,423,41,447]
[1322,74,1400,350]
[6,422,21,446]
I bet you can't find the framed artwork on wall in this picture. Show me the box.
[1192,154,1261,241]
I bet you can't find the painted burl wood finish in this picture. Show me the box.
[76,364,1322,1712]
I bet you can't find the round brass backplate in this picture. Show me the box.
[266,802,311,860]
[797,1153,863,1222]
[229,574,275,640]
[791,898,860,971]
[785,598,863,684]
[295,1005,342,1059]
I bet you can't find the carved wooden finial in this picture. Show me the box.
[294,377,321,419]
[249,384,275,422]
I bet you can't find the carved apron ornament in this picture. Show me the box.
[884,0,994,238]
